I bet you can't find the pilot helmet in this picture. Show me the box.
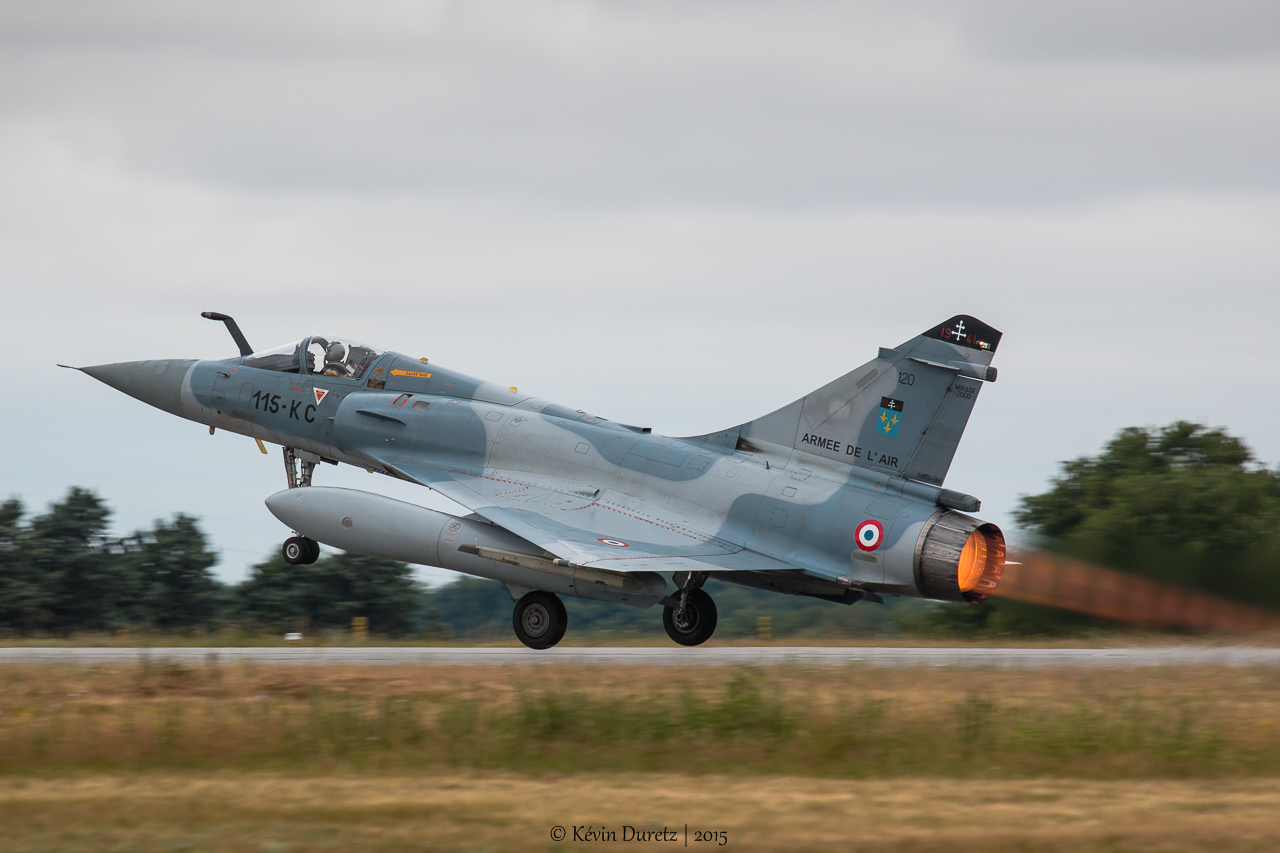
[325,342,346,363]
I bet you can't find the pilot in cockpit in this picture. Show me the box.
[303,337,346,377]
[322,341,349,377]
[288,335,381,380]
[243,335,382,378]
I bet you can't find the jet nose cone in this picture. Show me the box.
[81,359,197,416]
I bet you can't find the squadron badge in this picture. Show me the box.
[878,397,903,437]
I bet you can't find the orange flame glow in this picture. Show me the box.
[994,550,1280,633]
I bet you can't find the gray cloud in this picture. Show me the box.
[949,0,1280,61]
[2,2,1277,209]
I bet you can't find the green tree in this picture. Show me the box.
[238,552,421,636]
[423,576,512,637]
[0,498,46,634]
[118,514,223,630]
[1014,421,1280,609]
[22,488,131,633]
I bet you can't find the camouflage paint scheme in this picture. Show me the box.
[71,314,1004,621]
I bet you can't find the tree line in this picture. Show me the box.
[0,487,906,639]
[0,487,898,638]
[0,488,420,636]
[1015,421,1280,609]
[4,422,1277,638]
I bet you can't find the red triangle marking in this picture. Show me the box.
[314,388,329,405]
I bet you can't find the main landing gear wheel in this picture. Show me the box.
[512,591,568,650]
[282,536,319,565]
[663,587,717,646]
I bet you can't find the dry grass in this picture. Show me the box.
[4,664,1280,850]
[1,772,1280,852]
[2,663,1279,778]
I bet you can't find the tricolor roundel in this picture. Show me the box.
[855,519,884,552]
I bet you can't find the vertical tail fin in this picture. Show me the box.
[725,315,1001,486]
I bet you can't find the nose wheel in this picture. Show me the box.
[282,536,320,565]
[512,591,568,650]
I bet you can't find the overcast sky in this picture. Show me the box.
[3,2,1278,584]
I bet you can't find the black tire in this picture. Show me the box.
[546,594,568,647]
[513,591,568,650]
[282,536,311,565]
[663,588,718,646]
[302,537,321,564]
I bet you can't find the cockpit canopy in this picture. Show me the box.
[242,336,383,380]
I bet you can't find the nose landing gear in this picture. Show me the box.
[283,447,317,489]
[280,447,320,565]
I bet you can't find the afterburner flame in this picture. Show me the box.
[994,549,1280,632]
[957,532,987,592]
[916,515,1007,602]
[963,526,1005,598]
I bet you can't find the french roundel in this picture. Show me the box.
[597,538,630,548]
[855,519,884,552]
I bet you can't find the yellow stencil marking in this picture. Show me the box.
[391,369,433,379]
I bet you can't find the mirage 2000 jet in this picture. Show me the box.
[65,312,1006,648]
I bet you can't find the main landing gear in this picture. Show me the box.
[280,447,320,565]
[663,571,717,646]
[513,590,568,650]
[510,574,718,650]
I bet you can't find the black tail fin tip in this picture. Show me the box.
[922,315,1002,354]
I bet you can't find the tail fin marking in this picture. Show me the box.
[723,315,1000,487]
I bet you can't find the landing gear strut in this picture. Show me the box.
[664,571,717,646]
[283,447,316,489]
[281,447,320,564]
[513,591,568,650]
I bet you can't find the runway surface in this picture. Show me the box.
[2,646,1280,667]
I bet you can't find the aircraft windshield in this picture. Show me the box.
[242,340,303,373]
[304,336,383,380]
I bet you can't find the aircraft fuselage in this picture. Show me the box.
[75,314,1007,647]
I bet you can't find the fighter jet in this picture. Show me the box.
[66,311,1006,648]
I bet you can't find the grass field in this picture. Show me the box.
[4,773,1280,853]
[2,662,1279,850]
